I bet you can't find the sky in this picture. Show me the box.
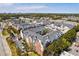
[0,3,79,13]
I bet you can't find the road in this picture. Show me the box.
[0,29,12,56]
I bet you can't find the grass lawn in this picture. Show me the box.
[6,37,19,56]
[2,29,9,36]
[28,52,39,56]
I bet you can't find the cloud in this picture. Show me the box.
[0,4,48,13]
[16,5,48,11]
[0,3,14,7]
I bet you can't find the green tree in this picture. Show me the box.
[74,25,79,32]
[45,27,77,56]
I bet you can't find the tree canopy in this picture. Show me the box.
[45,26,78,56]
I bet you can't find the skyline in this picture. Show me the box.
[0,3,79,13]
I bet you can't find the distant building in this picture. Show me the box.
[34,39,44,56]
[45,36,51,47]
[60,51,74,56]
[19,28,24,39]
[25,36,33,48]
[77,32,79,36]
[76,32,79,42]
[68,42,79,56]
[10,33,25,53]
